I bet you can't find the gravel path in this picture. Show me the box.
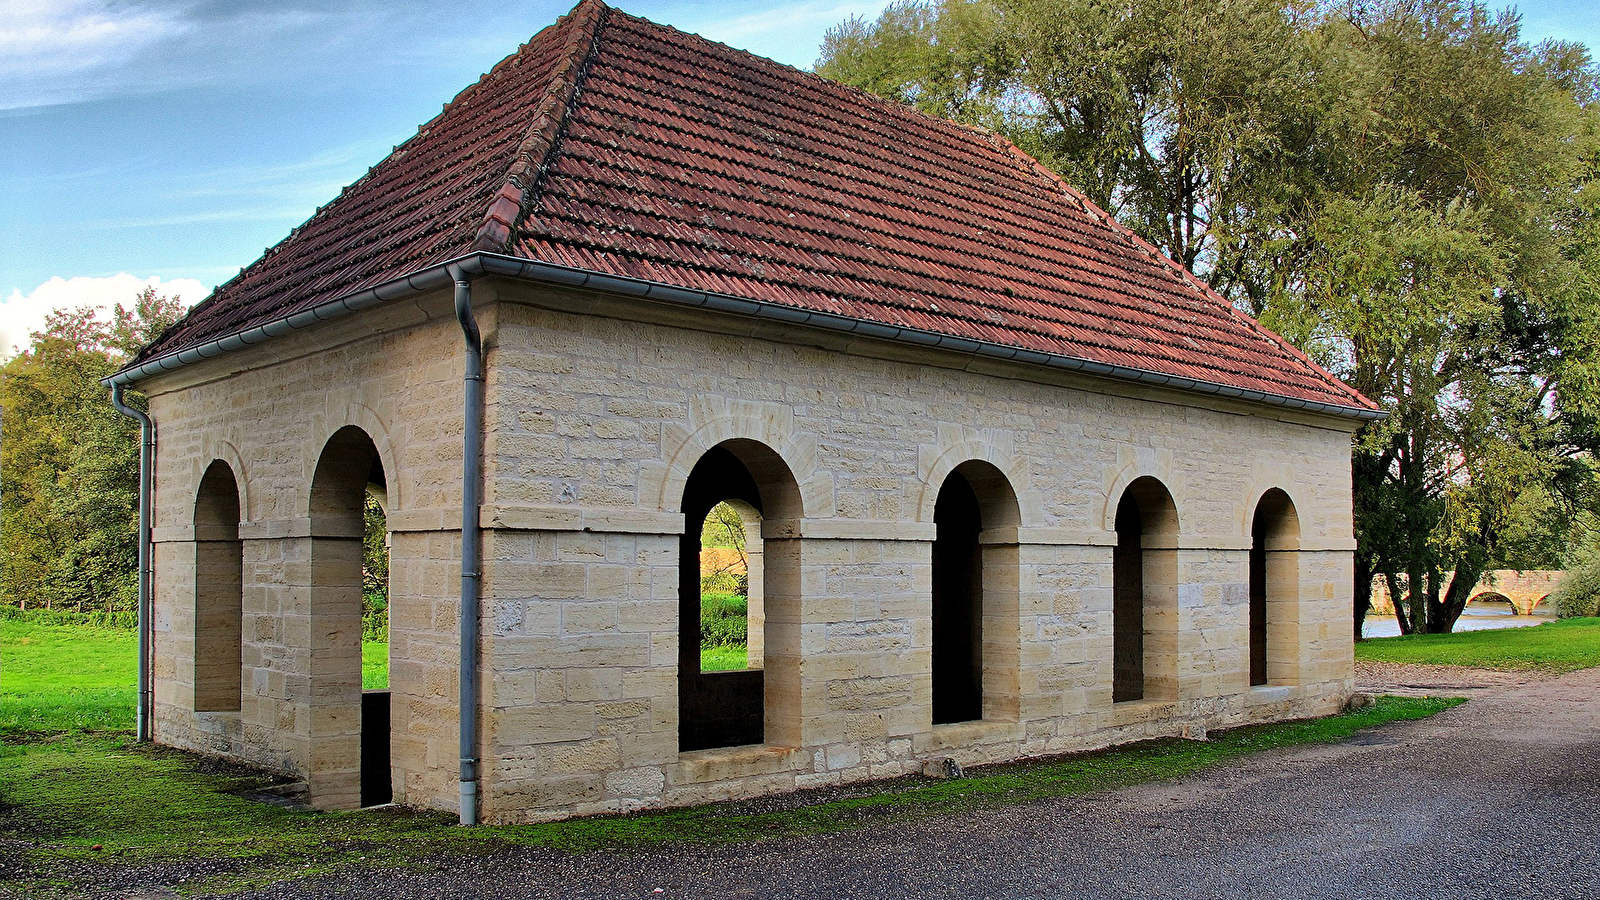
[220,664,1600,900]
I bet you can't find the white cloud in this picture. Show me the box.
[0,274,207,359]
[0,0,190,109]
[0,0,384,111]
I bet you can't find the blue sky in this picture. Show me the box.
[0,0,1594,356]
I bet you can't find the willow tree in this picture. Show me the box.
[818,0,1600,634]
[1269,2,1600,634]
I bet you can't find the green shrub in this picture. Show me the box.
[699,592,748,649]
[1551,561,1600,619]
[701,593,747,618]
[362,590,389,642]
[0,605,136,629]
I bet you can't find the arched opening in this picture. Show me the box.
[362,487,390,691]
[679,440,801,752]
[1250,489,1300,687]
[698,500,763,673]
[193,460,242,712]
[1112,476,1179,703]
[931,460,1021,726]
[308,425,391,807]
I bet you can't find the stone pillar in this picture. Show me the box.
[1142,537,1182,700]
[305,532,365,809]
[978,533,1021,722]
[745,526,765,669]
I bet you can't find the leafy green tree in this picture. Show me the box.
[818,0,1321,305]
[1267,2,1600,633]
[819,0,1600,634]
[0,288,185,617]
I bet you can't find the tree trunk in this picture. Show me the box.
[1354,554,1373,642]
[1437,564,1482,633]
[1387,571,1412,635]
[1424,567,1443,633]
[1407,561,1426,637]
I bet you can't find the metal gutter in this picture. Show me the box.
[108,383,155,742]
[107,252,1385,422]
[448,263,485,826]
[104,267,456,387]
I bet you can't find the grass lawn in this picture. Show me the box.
[1,618,392,736]
[0,613,1467,893]
[700,644,749,671]
[363,640,388,690]
[1,617,137,735]
[1355,616,1600,673]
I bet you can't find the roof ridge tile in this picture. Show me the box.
[468,0,610,253]
[125,0,1374,416]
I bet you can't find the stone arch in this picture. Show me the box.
[1240,482,1303,548]
[678,439,804,752]
[192,438,251,523]
[1250,488,1301,687]
[1469,591,1512,607]
[192,459,243,713]
[306,425,391,808]
[1111,475,1180,702]
[931,459,1023,726]
[916,440,1034,527]
[1101,456,1185,537]
[300,401,402,516]
[654,407,826,521]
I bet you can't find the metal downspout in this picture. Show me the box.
[109,383,154,742]
[449,263,484,825]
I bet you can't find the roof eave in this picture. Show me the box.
[106,252,1386,423]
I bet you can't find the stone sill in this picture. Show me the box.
[1102,697,1181,727]
[674,743,808,784]
[921,718,1022,753]
[1243,684,1296,704]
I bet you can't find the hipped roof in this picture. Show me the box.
[127,0,1375,416]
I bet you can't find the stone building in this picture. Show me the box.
[108,0,1380,824]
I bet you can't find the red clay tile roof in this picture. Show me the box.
[130,0,1374,414]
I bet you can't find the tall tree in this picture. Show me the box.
[0,288,185,616]
[818,0,1321,304]
[1267,1,1600,633]
[819,0,1600,634]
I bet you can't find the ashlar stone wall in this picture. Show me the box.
[140,275,1358,823]
[473,279,1358,822]
[144,292,470,812]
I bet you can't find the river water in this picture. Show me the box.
[1361,599,1555,639]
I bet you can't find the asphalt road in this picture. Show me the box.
[225,664,1600,900]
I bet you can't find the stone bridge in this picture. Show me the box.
[1370,570,1565,617]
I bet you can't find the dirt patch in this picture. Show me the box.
[1355,660,1553,696]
